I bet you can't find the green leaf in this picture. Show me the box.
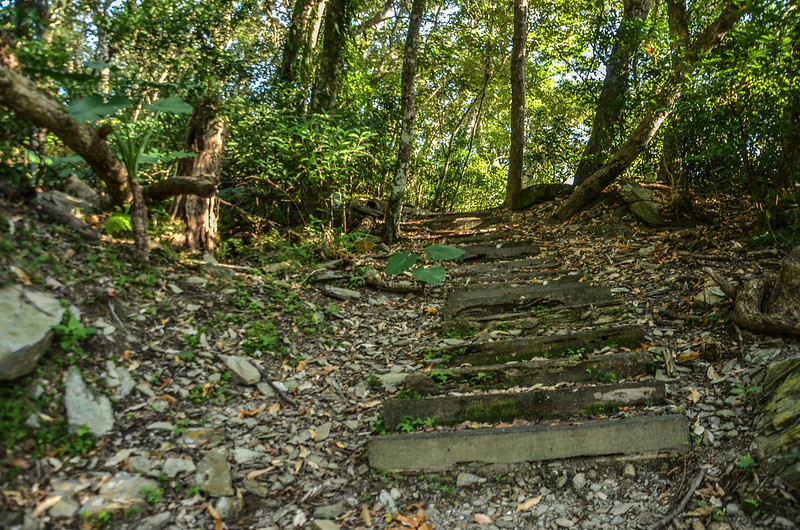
[385,251,417,275]
[412,265,446,285]
[67,95,130,122]
[422,244,465,261]
[145,97,193,115]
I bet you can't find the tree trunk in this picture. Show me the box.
[506,0,527,206]
[656,0,689,185]
[310,0,350,113]
[571,0,653,187]
[169,98,227,251]
[382,0,426,244]
[0,64,132,206]
[278,0,320,90]
[450,59,490,211]
[552,1,747,222]
[776,16,800,189]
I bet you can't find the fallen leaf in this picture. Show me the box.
[32,495,62,518]
[9,458,29,470]
[706,365,722,381]
[423,307,438,313]
[123,350,131,362]
[245,467,274,480]
[296,360,309,372]
[361,504,372,526]
[309,429,316,440]
[686,504,714,517]
[239,403,267,417]
[268,403,280,414]
[205,503,224,530]
[474,513,493,524]
[516,495,543,512]
[687,388,702,404]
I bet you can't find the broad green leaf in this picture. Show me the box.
[412,265,446,285]
[145,97,193,115]
[423,244,465,261]
[385,251,417,275]
[67,95,131,122]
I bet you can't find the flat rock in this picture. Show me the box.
[0,284,66,381]
[369,416,689,471]
[322,286,361,301]
[63,365,114,438]
[79,472,158,515]
[196,448,234,497]
[382,381,666,429]
[223,355,261,385]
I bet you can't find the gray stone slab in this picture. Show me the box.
[368,416,689,471]
[443,282,613,320]
[383,381,665,429]
[422,211,506,232]
[446,324,645,366]
[406,351,655,395]
[457,240,539,261]
[449,256,561,278]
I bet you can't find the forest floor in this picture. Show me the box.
[1,188,799,530]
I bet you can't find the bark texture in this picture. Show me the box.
[169,99,227,251]
[278,0,320,87]
[0,65,132,206]
[310,0,350,113]
[506,0,527,207]
[572,0,653,187]
[382,0,426,243]
[552,1,746,222]
[657,0,690,184]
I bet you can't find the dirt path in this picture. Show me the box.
[2,197,799,529]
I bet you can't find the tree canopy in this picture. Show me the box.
[1,0,797,241]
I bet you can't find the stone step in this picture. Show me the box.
[442,299,626,333]
[450,256,560,276]
[443,282,614,321]
[441,324,645,366]
[456,239,539,261]
[368,415,690,472]
[421,211,508,232]
[406,351,655,396]
[382,381,665,430]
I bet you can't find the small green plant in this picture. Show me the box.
[185,485,202,498]
[736,453,756,470]
[371,415,388,435]
[178,351,195,362]
[103,206,133,236]
[385,244,465,286]
[469,372,487,385]
[743,498,762,518]
[395,415,435,432]
[430,370,454,384]
[140,485,163,504]
[52,314,97,354]
[602,371,618,383]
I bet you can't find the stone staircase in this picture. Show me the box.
[368,211,690,472]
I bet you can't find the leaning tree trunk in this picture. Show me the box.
[552,1,747,222]
[169,99,227,251]
[571,0,653,187]
[382,0,426,244]
[505,0,527,207]
[0,64,132,205]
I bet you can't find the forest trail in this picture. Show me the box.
[370,210,690,471]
